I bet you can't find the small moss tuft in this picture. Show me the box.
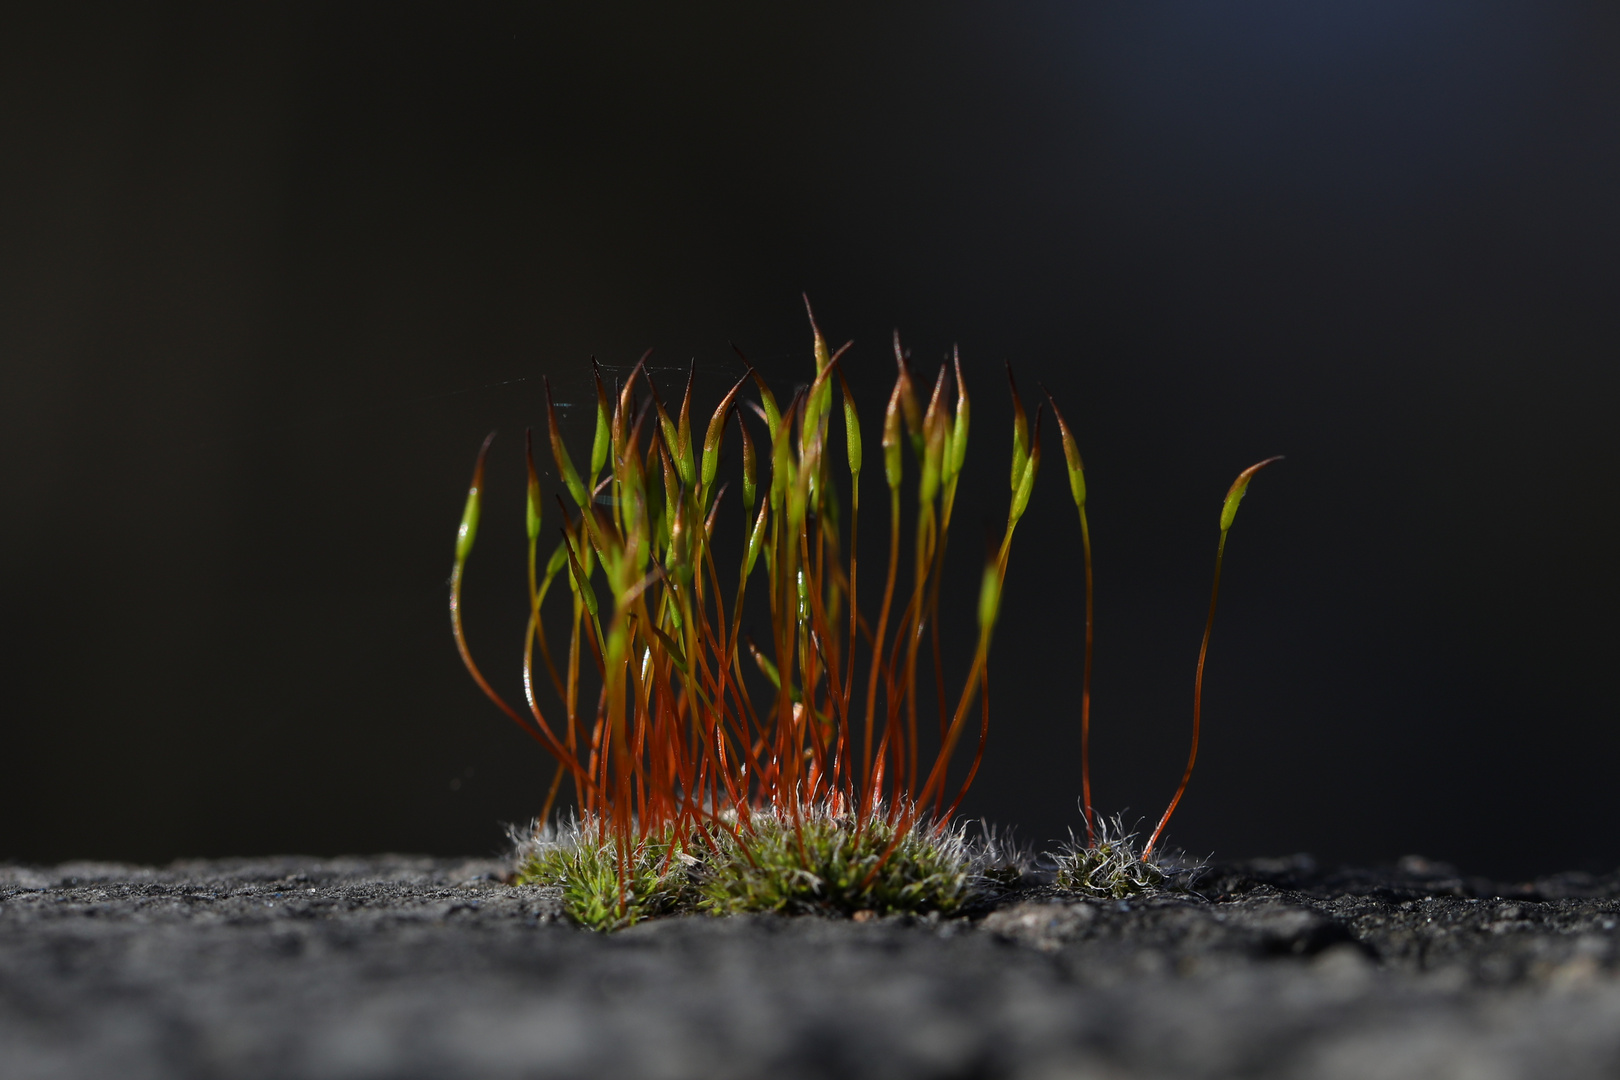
[513,822,699,931]
[1052,815,1199,899]
[699,810,973,917]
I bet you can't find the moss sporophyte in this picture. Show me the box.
[449,298,1280,927]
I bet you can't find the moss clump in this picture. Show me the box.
[699,811,973,917]
[514,827,699,932]
[1052,816,1194,899]
[512,810,975,929]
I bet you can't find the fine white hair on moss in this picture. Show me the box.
[506,804,1017,930]
[963,819,1038,887]
[1051,813,1207,899]
[506,814,587,867]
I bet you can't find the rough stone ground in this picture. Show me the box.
[3,854,1619,1079]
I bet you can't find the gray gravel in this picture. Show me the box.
[4,855,1620,1079]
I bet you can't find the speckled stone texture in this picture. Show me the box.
[3,855,1619,1079]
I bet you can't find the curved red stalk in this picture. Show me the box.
[1142,532,1225,860]
[449,435,588,785]
[1144,456,1282,859]
[941,663,990,823]
[1078,506,1095,845]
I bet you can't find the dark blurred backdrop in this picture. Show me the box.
[3,3,1617,878]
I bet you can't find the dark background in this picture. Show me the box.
[3,3,1617,879]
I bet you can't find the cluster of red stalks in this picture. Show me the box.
[450,300,1280,908]
[450,302,1044,904]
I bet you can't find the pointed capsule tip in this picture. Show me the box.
[474,430,496,476]
[1041,390,1086,508]
[456,432,497,564]
[1219,456,1284,532]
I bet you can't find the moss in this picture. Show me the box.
[699,811,972,917]
[1051,815,1196,899]
[512,810,975,929]
[514,828,699,932]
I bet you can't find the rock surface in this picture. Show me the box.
[3,854,1620,1079]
